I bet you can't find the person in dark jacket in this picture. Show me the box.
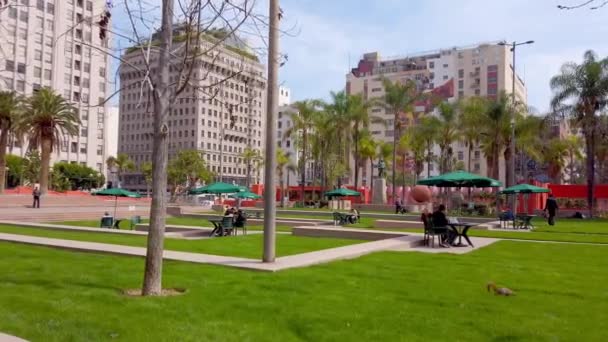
[32,186,41,208]
[544,193,559,226]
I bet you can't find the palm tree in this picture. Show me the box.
[564,135,583,184]
[435,102,460,173]
[285,99,322,206]
[459,96,487,173]
[551,50,608,216]
[400,127,426,182]
[16,88,78,194]
[348,94,378,189]
[417,116,440,177]
[106,153,135,188]
[358,133,377,202]
[276,148,296,208]
[240,147,261,187]
[381,78,421,201]
[541,139,569,184]
[474,92,512,180]
[0,91,23,193]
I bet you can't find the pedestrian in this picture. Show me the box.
[32,186,41,208]
[544,193,559,226]
[395,199,403,214]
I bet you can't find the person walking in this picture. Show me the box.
[32,186,41,209]
[544,193,559,226]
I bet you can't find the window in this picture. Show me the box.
[82,78,89,88]
[44,52,52,63]
[84,63,90,73]
[99,67,106,77]
[97,145,103,156]
[75,45,82,55]
[65,57,72,68]
[74,60,81,70]
[34,33,43,44]
[474,163,480,172]
[81,110,89,121]
[458,80,464,89]
[9,7,17,19]
[73,76,80,86]
[371,87,382,92]
[47,3,55,14]
[76,0,83,8]
[81,127,88,137]
[18,28,27,39]
[443,64,448,68]
[34,67,42,77]
[458,151,464,161]
[73,91,81,102]
[75,29,82,40]
[488,65,498,72]
[36,0,44,10]
[80,143,87,154]
[429,61,435,69]
[5,60,15,71]
[17,63,25,74]
[458,69,464,78]
[46,19,53,30]
[34,50,42,61]
[19,11,28,23]
[16,80,25,91]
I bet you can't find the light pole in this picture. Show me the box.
[498,40,534,188]
[263,0,279,262]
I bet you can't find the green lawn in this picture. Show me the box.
[54,217,294,232]
[0,241,606,341]
[0,225,360,259]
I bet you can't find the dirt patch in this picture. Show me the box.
[121,288,187,297]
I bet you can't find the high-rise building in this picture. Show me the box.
[117,27,266,191]
[346,41,528,186]
[0,0,111,174]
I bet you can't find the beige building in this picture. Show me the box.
[118,27,266,191]
[0,0,111,173]
[346,41,528,187]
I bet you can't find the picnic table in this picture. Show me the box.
[448,222,476,247]
[209,217,236,237]
[515,214,535,230]
[333,212,358,225]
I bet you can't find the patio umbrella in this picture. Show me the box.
[93,188,141,220]
[416,170,502,188]
[498,184,549,195]
[324,188,361,197]
[188,182,243,195]
[229,191,262,199]
[499,184,549,214]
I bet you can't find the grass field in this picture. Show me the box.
[0,225,361,259]
[0,241,606,341]
[54,218,294,232]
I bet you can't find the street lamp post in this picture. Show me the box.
[498,40,534,188]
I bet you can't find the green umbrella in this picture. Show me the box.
[189,182,242,195]
[93,188,142,221]
[499,184,549,194]
[324,188,361,197]
[417,170,502,188]
[229,191,262,199]
[500,183,549,215]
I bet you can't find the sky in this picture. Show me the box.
[111,0,608,113]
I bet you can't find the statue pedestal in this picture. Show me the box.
[372,178,387,204]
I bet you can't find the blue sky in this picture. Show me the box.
[112,0,608,112]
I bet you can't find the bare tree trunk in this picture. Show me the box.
[142,0,173,296]
[301,129,307,206]
[585,130,595,218]
[392,121,398,201]
[369,157,374,204]
[39,137,52,194]
[0,126,8,193]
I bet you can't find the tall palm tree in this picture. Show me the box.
[286,99,322,206]
[435,102,460,173]
[358,132,377,202]
[0,91,23,193]
[106,153,135,188]
[240,147,261,187]
[417,116,440,177]
[551,50,608,216]
[541,139,569,184]
[459,96,487,173]
[400,127,426,182]
[348,94,378,189]
[324,91,354,184]
[381,78,421,200]
[475,92,512,180]
[564,135,583,184]
[276,148,296,208]
[16,88,78,194]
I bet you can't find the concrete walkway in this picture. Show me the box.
[0,333,28,342]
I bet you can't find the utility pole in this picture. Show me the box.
[263,0,279,262]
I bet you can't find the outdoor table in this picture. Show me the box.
[448,223,476,247]
[515,214,536,230]
[208,218,224,236]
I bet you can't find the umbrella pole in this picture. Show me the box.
[113,196,118,226]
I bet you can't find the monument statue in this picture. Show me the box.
[377,158,386,178]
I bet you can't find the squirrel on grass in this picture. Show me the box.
[487,282,515,296]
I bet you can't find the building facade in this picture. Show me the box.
[0,0,111,174]
[346,41,528,187]
[118,29,266,191]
